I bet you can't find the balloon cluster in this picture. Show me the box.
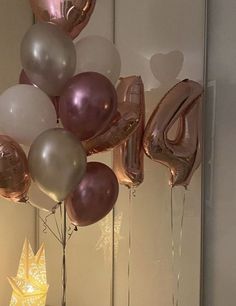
[0,0,145,227]
[0,0,203,228]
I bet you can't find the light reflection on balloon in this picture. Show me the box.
[143,79,203,187]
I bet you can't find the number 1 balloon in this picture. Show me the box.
[0,135,31,203]
[143,79,203,187]
[113,76,145,188]
[29,0,96,40]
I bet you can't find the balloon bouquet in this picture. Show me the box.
[0,0,203,304]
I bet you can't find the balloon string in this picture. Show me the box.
[27,198,73,306]
[176,190,186,306]
[62,202,67,306]
[127,187,136,306]
[54,212,63,241]
[60,204,64,242]
[39,214,63,245]
[26,199,63,244]
[170,187,175,306]
[170,188,186,306]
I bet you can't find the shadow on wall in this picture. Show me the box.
[145,50,184,118]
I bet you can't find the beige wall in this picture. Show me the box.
[41,1,205,305]
[0,1,35,305]
[204,1,236,305]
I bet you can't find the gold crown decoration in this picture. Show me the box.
[8,239,49,305]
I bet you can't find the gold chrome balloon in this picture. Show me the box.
[28,128,87,202]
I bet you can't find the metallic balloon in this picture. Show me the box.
[0,135,31,203]
[84,76,145,156]
[28,128,87,202]
[113,76,145,188]
[143,79,203,187]
[21,22,76,96]
[65,162,119,227]
[59,72,118,141]
[29,0,96,39]
[19,69,60,119]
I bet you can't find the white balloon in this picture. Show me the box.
[28,182,58,212]
[0,85,57,145]
[75,35,121,85]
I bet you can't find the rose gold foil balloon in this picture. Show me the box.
[29,0,96,39]
[113,76,145,188]
[143,79,203,187]
[84,76,145,155]
[0,135,31,203]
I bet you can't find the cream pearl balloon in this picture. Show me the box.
[0,84,57,146]
[75,35,121,85]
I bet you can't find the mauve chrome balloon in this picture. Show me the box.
[65,162,119,227]
[84,76,144,155]
[28,128,87,202]
[21,22,76,96]
[59,72,118,141]
[29,0,96,40]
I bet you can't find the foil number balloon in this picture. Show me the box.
[113,76,145,188]
[143,79,203,187]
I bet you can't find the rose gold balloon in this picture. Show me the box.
[143,79,203,187]
[113,76,145,188]
[84,76,145,156]
[29,0,96,39]
[0,135,31,203]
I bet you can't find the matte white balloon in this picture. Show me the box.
[75,35,121,84]
[0,84,57,145]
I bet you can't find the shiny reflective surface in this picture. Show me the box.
[29,0,96,39]
[21,23,76,96]
[84,76,144,155]
[143,79,203,187]
[59,72,118,141]
[28,128,87,202]
[0,135,30,203]
[66,162,119,226]
[113,76,145,188]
